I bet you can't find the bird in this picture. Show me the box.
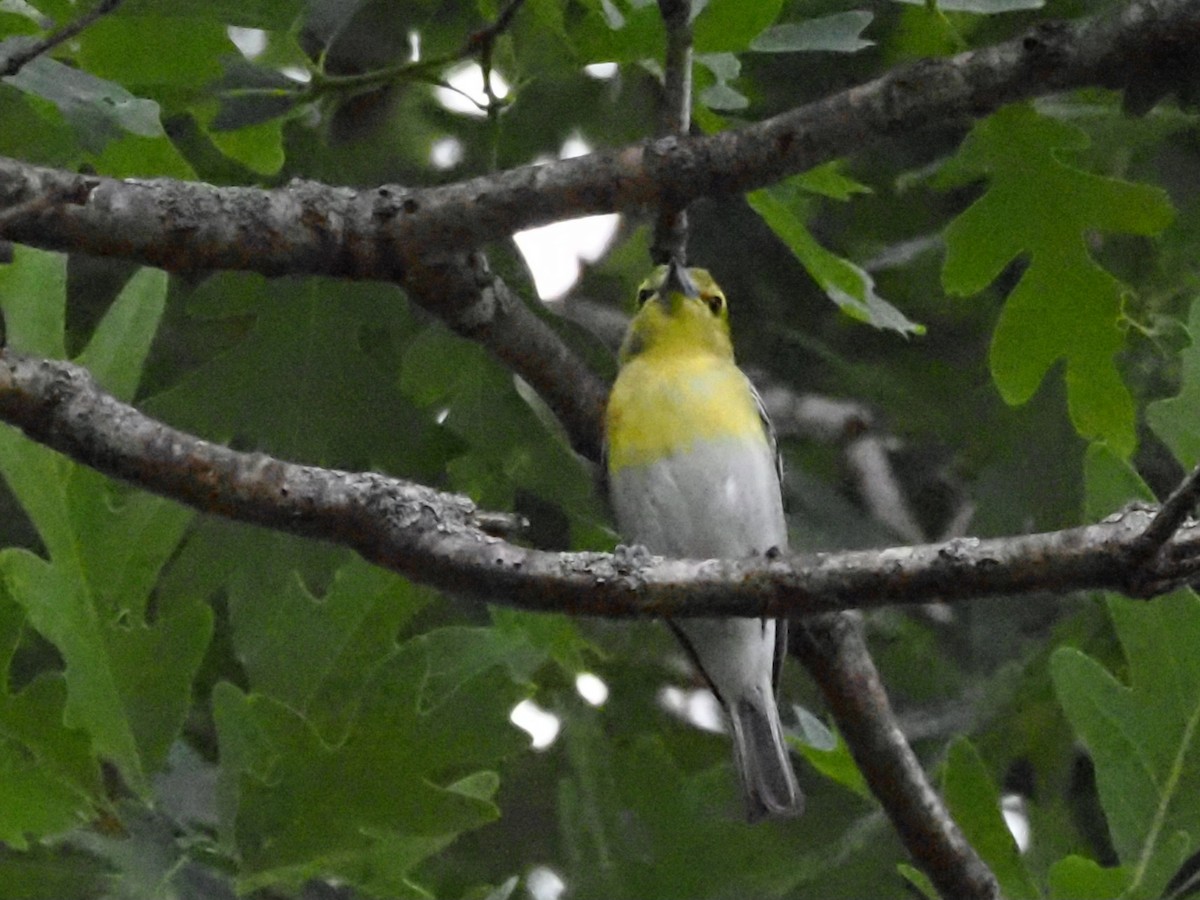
[605,259,803,822]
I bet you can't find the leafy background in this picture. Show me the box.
[0,0,1198,898]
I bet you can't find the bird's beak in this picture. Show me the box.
[663,259,699,300]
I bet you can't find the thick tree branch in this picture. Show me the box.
[1,1,1193,274]
[1,351,1195,619]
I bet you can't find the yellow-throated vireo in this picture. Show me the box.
[606,260,803,822]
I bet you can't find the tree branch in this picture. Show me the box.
[1130,463,1200,563]
[398,252,609,460]
[795,615,999,900]
[0,166,610,460]
[1,1,1191,265]
[760,378,990,892]
[1,350,1194,619]
[651,0,693,264]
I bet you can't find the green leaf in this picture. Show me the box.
[888,3,965,58]
[76,267,168,402]
[698,82,747,111]
[228,556,435,740]
[747,187,924,334]
[793,160,872,201]
[937,104,1174,457]
[3,48,164,144]
[572,0,665,64]
[0,245,66,358]
[145,274,452,474]
[693,0,783,54]
[0,250,204,791]
[399,323,600,517]
[790,711,871,800]
[490,607,591,676]
[120,0,299,28]
[557,716,881,899]
[0,431,74,567]
[898,863,939,899]
[1051,625,1200,900]
[0,549,210,789]
[1047,855,1130,899]
[0,671,100,848]
[66,467,194,620]
[0,843,111,899]
[0,253,184,615]
[1082,441,1150,520]
[214,626,533,894]
[207,56,302,136]
[206,117,287,175]
[750,11,874,53]
[1146,297,1200,467]
[0,11,40,36]
[942,738,1038,899]
[75,16,234,88]
[0,85,79,166]
[0,253,182,585]
[696,53,747,111]
[85,130,195,179]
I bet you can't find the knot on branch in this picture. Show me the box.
[643,134,696,207]
[1020,21,1072,65]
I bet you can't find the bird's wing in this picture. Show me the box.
[748,375,790,691]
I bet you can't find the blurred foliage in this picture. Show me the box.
[0,0,1197,898]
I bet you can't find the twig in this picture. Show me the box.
[845,434,927,544]
[309,0,526,103]
[466,0,528,53]
[0,0,125,79]
[1130,462,1200,562]
[651,0,693,264]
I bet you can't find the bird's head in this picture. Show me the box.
[619,260,733,363]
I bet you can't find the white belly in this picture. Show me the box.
[608,434,787,559]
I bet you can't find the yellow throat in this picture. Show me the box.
[606,263,766,471]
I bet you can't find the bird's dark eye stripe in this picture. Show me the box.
[637,287,655,306]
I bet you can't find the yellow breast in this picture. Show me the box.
[606,349,766,471]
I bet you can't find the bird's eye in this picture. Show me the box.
[707,294,724,315]
[637,287,655,307]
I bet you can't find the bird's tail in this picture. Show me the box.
[727,689,804,823]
